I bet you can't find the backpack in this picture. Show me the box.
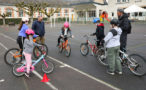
[127,19,132,34]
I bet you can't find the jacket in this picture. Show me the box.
[118,13,130,33]
[18,24,29,37]
[61,27,72,36]
[93,23,105,40]
[32,20,45,36]
[104,27,122,48]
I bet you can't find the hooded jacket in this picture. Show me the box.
[118,13,130,33]
[93,23,105,40]
[104,27,122,48]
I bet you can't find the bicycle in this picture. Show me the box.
[80,35,107,65]
[57,36,72,57]
[119,50,146,76]
[12,52,54,77]
[4,42,48,66]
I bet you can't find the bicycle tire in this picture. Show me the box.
[4,48,22,66]
[58,42,63,53]
[96,48,108,66]
[12,63,25,77]
[128,54,146,76]
[33,44,48,59]
[42,60,54,74]
[65,44,71,57]
[80,43,89,56]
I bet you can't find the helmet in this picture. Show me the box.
[110,19,119,26]
[22,17,29,22]
[25,29,35,35]
[93,18,100,23]
[64,22,69,28]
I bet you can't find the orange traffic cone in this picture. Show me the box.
[41,73,50,82]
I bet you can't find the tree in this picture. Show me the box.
[0,13,10,25]
[15,1,38,23]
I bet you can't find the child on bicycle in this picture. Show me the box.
[101,19,122,75]
[17,17,38,54]
[91,18,105,47]
[57,22,74,46]
[23,29,41,77]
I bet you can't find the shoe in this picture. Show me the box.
[115,71,122,75]
[107,70,115,75]
[25,73,30,78]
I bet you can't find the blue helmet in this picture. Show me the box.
[93,18,100,23]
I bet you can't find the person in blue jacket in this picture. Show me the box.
[17,17,38,54]
[32,16,45,44]
[17,17,29,53]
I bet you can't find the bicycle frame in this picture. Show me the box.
[17,54,48,72]
[84,35,98,54]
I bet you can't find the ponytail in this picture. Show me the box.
[18,21,25,31]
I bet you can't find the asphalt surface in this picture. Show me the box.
[0,22,146,90]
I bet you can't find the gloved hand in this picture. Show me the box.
[100,40,105,46]
[90,34,94,36]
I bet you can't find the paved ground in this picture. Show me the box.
[0,22,146,90]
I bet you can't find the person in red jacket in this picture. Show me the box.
[91,18,105,47]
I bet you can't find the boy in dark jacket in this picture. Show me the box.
[91,18,105,47]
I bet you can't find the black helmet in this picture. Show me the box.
[110,19,119,26]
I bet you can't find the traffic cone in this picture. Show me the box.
[41,73,50,82]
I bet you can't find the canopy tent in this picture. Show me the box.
[124,4,146,13]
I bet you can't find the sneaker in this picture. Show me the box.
[116,71,122,75]
[107,70,115,75]
[25,73,30,78]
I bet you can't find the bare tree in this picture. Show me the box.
[0,13,10,25]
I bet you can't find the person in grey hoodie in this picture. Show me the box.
[23,29,41,77]
[101,19,122,75]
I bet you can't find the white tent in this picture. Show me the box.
[124,4,146,13]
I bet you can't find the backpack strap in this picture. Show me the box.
[110,29,117,36]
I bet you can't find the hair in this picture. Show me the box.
[18,21,25,31]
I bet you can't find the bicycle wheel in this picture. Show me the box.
[4,48,22,66]
[58,42,63,53]
[12,63,25,77]
[128,54,146,76]
[96,48,108,66]
[42,60,54,74]
[65,44,71,57]
[33,44,48,59]
[80,43,89,56]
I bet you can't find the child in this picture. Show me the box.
[23,29,41,77]
[91,18,105,47]
[57,22,73,46]
[101,19,122,75]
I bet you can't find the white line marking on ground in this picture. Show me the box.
[0,79,5,83]
[0,41,58,90]
[0,33,120,90]
[48,56,120,90]
[0,33,16,42]
[32,71,58,90]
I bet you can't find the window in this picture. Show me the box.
[117,0,121,3]
[6,9,12,17]
[64,9,68,13]
[139,12,142,16]
[135,0,142,2]
[19,9,23,17]
[88,10,96,17]
[77,11,85,17]
[58,13,60,16]
[112,12,114,16]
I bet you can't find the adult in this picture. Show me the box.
[117,9,131,52]
[17,17,29,53]
[32,16,45,44]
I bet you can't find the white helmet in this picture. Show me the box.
[22,17,29,22]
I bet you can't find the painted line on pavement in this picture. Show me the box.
[48,56,120,90]
[0,31,121,90]
[0,41,58,90]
